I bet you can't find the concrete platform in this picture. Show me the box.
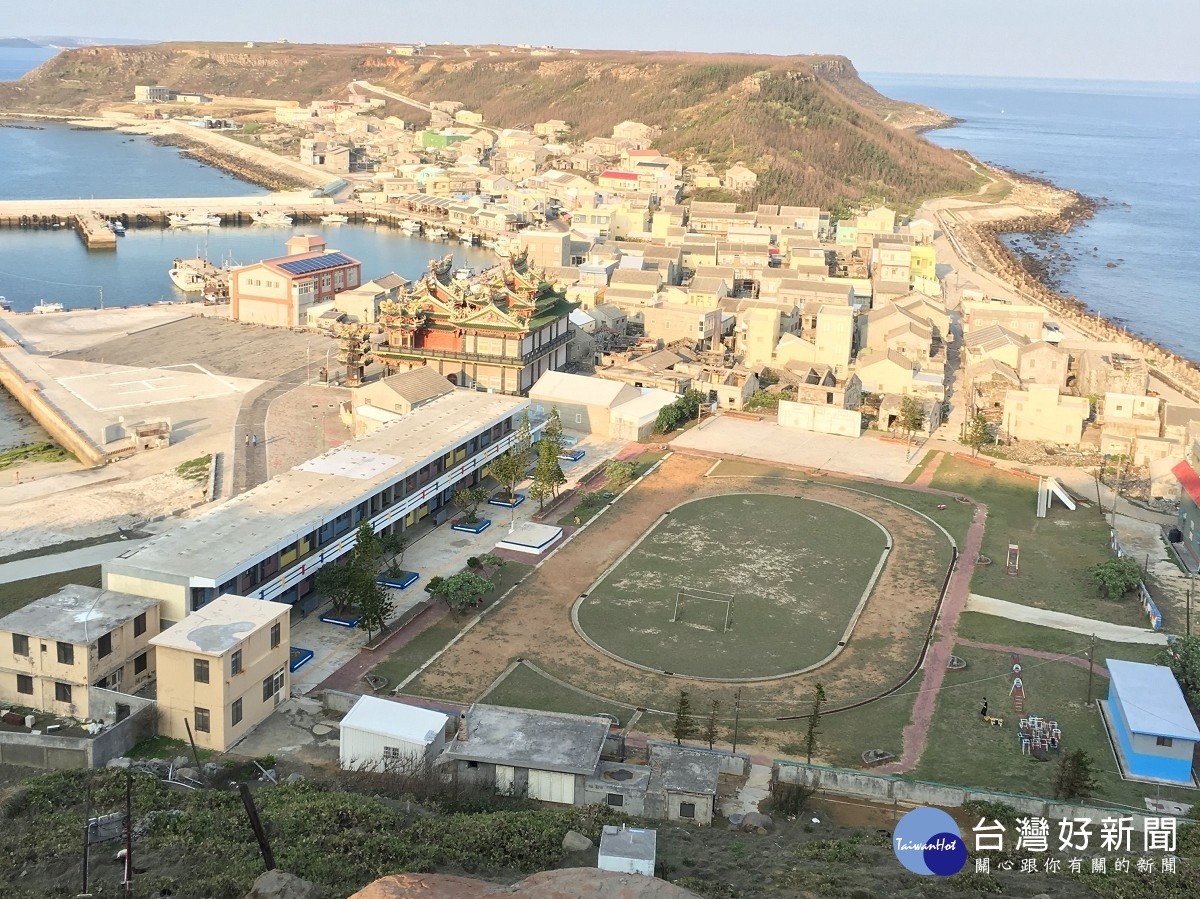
[495,522,563,556]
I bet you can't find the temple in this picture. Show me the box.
[374,251,575,394]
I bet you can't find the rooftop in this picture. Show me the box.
[647,743,720,795]
[0,585,158,646]
[374,367,456,407]
[270,251,359,277]
[151,595,288,656]
[599,825,657,863]
[1107,659,1200,741]
[341,695,450,745]
[104,390,527,584]
[439,704,609,775]
[530,370,636,409]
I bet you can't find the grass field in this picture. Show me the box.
[0,565,101,619]
[575,494,889,679]
[481,663,631,723]
[911,644,1196,810]
[930,456,1145,626]
[954,611,1165,667]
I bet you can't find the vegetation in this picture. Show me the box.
[314,520,392,640]
[530,410,567,512]
[603,460,635,494]
[744,389,782,412]
[1052,748,1099,801]
[803,683,826,764]
[672,690,698,744]
[702,699,721,750]
[452,486,488,525]
[1159,635,1200,706]
[1088,556,1144,601]
[0,442,71,471]
[425,570,495,613]
[896,395,926,444]
[655,389,707,434]
[488,414,532,502]
[174,454,212,483]
[963,413,991,458]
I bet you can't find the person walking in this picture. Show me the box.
[251,434,258,447]
[245,434,250,447]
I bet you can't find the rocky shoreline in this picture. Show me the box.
[147,133,308,193]
[954,166,1200,401]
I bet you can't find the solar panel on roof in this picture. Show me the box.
[277,252,357,276]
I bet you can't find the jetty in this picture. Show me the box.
[73,213,117,250]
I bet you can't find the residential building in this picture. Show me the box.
[963,298,1045,341]
[330,273,407,325]
[966,359,1022,420]
[341,367,457,436]
[772,305,854,375]
[373,254,574,395]
[873,242,912,284]
[642,305,723,348]
[855,350,944,398]
[1075,349,1150,398]
[1103,660,1199,785]
[1016,340,1069,387]
[528,371,641,436]
[878,394,943,436]
[677,365,758,410]
[964,324,1031,370]
[438,704,610,804]
[231,235,362,328]
[0,586,159,718]
[646,743,720,826]
[1002,385,1090,446]
[723,165,758,193]
[339,695,453,770]
[151,595,290,753]
[1173,439,1200,562]
[103,390,529,622]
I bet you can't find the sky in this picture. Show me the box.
[6,0,1199,83]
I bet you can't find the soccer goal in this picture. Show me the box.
[671,588,735,632]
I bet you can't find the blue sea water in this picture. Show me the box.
[867,73,1200,361]
[0,47,57,81]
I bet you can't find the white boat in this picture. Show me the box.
[364,216,380,224]
[459,232,477,244]
[109,220,126,235]
[399,219,422,233]
[453,267,475,281]
[321,213,349,224]
[168,211,222,228]
[0,296,10,311]
[32,301,64,314]
[426,226,449,240]
[169,255,233,296]
[251,210,294,226]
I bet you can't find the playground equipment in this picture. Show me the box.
[983,715,1006,727]
[1010,657,1025,715]
[1037,477,1077,519]
[1006,544,1020,576]
[1019,715,1062,757]
[671,588,734,632]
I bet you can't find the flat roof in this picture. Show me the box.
[599,825,657,862]
[105,390,527,585]
[439,703,609,775]
[530,370,634,409]
[647,743,720,795]
[151,595,288,656]
[0,585,158,645]
[341,695,450,745]
[1107,659,1200,740]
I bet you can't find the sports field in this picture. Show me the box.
[574,494,890,679]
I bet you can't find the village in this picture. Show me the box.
[0,56,1196,897]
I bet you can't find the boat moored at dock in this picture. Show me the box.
[251,209,294,226]
[168,211,222,228]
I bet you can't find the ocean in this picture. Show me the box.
[0,47,56,81]
[867,73,1200,362]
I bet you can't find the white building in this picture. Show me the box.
[598,825,657,876]
[339,695,452,770]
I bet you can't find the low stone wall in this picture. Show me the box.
[0,689,156,770]
[0,351,106,465]
[322,688,362,715]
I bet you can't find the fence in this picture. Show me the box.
[773,760,1189,827]
[1110,530,1163,630]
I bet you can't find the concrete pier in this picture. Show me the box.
[73,213,117,250]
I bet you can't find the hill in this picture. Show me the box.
[0,38,42,48]
[0,42,978,210]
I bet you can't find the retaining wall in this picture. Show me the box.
[0,351,106,465]
[0,689,156,770]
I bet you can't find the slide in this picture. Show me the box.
[1046,477,1077,511]
[1036,478,1049,519]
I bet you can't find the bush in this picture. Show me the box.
[1088,556,1143,600]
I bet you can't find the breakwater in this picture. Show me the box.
[148,133,309,193]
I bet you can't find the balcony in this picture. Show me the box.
[378,330,571,367]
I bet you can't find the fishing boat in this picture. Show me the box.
[320,213,349,224]
[32,300,65,314]
[364,216,380,224]
[251,210,294,226]
[0,296,11,311]
[399,219,422,234]
[168,211,222,228]
[426,226,449,240]
[453,267,475,282]
[459,232,477,244]
[109,220,126,235]
[169,257,218,293]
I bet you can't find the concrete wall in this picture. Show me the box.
[0,689,155,770]
[778,400,862,437]
[0,352,106,465]
[773,761,1162,827]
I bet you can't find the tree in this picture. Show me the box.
[1088,556,1143,601]
[356,581,394,643]
[425,570,494,612]
[803,683,826,764]
[655,403,681,434]
[1159,635,1200,706]
[488,414,533,502]
[381,532,407,574]
[897,396,926,445]
[541,407,566,457]
[452,486,488,525]
[528,478,554,513]
[672,690,698,745]
[702,699,721,750]
[533,437,567,508]
[604,460,635,494]
[1053,749,1099,801]
[316,519,382,614]
[964,412,990,458]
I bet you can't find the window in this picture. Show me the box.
[262,667,285,702]
[466,760,479,769]
[194,658,209,684]
[56,642,74,665]
[232,699,243,727]
[231,649,243,677]
[679,801,696,819]
[11,634,29,657]
[16,674,32,695]
[575,413,582,424]
[606,793,624,808]
[194,707,210,733]
[55,682,72,704]
[97,633,112,659]
[134,652,147,675]
[270,622,281,649]
[134,613,147,637]
[383,745,402,760]
[1156,736,1174,748]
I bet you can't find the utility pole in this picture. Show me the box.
[1086,633,1096,706]
[731,688,742,754]
[122,771,133,899]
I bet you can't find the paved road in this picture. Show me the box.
[0,538,146,584]
[965,594,1169,645]
[232,363,310,495]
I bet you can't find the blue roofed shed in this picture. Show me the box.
[1104,659,1199,785]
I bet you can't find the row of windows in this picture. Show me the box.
[14,651,149,700]
[192,667,285,733]
[193,625,282,683]
[10,612,148,663]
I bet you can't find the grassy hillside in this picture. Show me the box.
[0,43,979,211]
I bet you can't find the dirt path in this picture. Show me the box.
[955,638,1110,679]
[912,451,944,489]
[877,503,986,775]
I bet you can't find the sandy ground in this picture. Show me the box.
[407,452,952,722]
